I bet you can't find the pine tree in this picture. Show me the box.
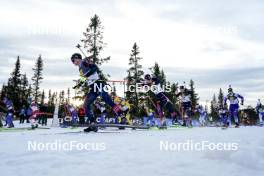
[0,84,7,100]
[48,89,52,106]
[51,92,56,105]
[210,94,218,119]
[6,79,12,99]
[20,74,29,105]
[218,88,224,106]
[40,90,45,105]
[189,79,199,106]
[151,62,166,86]
[67,88,70,104]
[126,43,144,113]
[81,14,110,65]
[8,56,22,108]
[125,71,133,100]
[59,90,65,105]
[152,62,161,78]
[27,84,32,101]
[32,55,44,103]
[44,90,54,113]
[160,70,166,86]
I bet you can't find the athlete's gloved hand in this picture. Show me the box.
[73,76,87,89]
[241,102,244,106]
[79,76,87,83]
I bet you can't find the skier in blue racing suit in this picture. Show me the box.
[71,53,123,132]
[2,97,14,128]
[224,86,244,128]
[256,99,264,126]
[143,74,179,126]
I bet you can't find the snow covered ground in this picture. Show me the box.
[1,121,264,176]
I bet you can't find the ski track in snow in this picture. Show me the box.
[0,121,264,176]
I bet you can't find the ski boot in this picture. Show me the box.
[7,122,14,128]
[118,117,127,130]
[84,123,98,133]
[181,120,187,127]
[31,125,36,129]
[31,124,38,129]
[159,120,167,130]
[187,121,193,128]
[221,123,228,129]
[235,122,240,128]
[172,119,180,126]
[186,118,192,128]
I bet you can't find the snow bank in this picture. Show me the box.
[0,122,263,176]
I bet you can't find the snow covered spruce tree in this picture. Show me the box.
[7,56,22,108]
[218,88,224,106]
[32,55,44,103]
[73,14,111,101]
[151,62,166,86]
[59,90,65,105]
[0,85,5,126]
[125,70,133,99]
[126,43,144,116]
[1,57,31,109]
[26,84,32,101]
[81,14,110,65]
[48,90,52,106]
[189,79,199,106]
[20,74,29,105]
[40,90,45,105]
[46,90,55,112]
[66,88,70,104]
[210,94,218,120]
[0,84,7,100]
[80,14,110,82]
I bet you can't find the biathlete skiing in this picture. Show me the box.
[196,105,207,127]
[218,104,228,128]
[256,99,264,126]
[142,74,179,127]
[2,97,14,128]
[175,85,193,127]
[70,53,123,132]
[224,86,244,128]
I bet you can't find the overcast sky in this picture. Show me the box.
[0,0,264,106]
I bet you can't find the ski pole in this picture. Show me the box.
[146,96,163,120]
[76,44,87,57]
